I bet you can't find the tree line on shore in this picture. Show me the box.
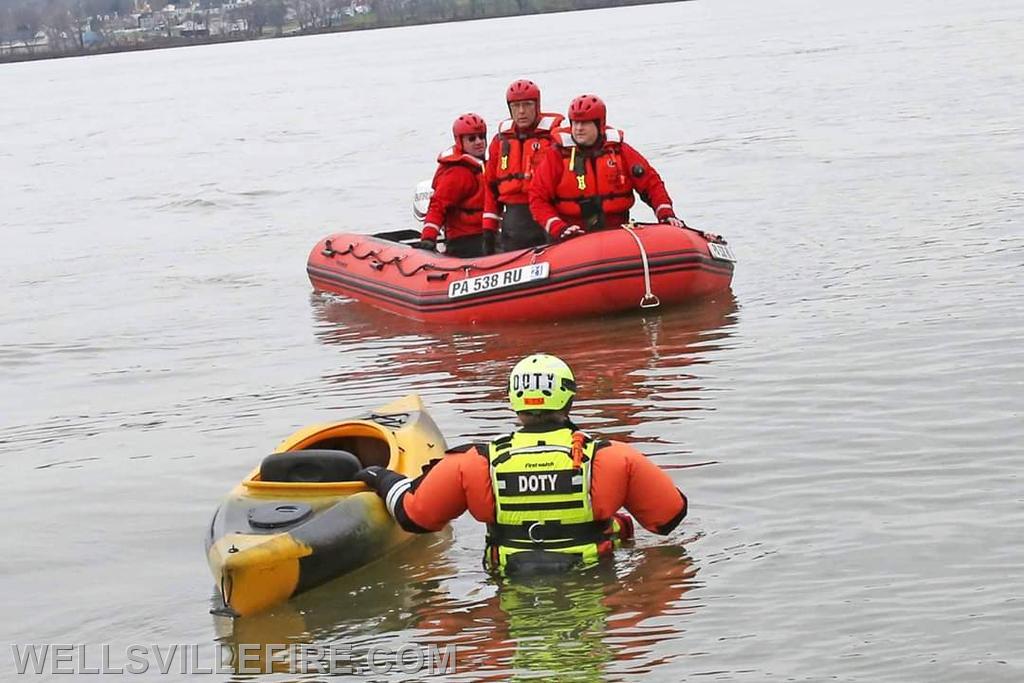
[0,0,275,56]
[0,0,677,60]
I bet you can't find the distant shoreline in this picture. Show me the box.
[0,0,690,65]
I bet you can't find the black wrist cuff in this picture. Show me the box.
[373,468,407,499]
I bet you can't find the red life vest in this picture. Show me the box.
[493,113,564,202]
[552,128,635,227]
[433,146,485,237]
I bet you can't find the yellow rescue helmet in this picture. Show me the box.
[508,354,576,412]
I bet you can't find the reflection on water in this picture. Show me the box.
[213,532,455,676]
[310,292,739,445]
[215,532,699,681]
[421,545,700,681]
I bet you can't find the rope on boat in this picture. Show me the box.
[621,223,660,309]
[325,238,549,278]
[321,222,721,284]
[628,221,727,244]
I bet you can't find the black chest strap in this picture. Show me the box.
[486,519,607,549]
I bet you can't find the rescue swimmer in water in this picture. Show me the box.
[354,354,688,577]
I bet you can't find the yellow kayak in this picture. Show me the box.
[205,394,447,617]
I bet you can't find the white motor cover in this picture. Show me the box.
[412,179,433,222]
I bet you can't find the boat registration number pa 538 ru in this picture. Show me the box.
[448,263,550,299]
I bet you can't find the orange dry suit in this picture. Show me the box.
[360,425,687,577]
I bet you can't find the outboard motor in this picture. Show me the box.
[412,179,433,223]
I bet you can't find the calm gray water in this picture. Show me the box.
[2,0,1022,679]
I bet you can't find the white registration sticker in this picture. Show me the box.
[448,262,550,299]
[708,243,737,262]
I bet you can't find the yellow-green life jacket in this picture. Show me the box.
[485,428,607,574]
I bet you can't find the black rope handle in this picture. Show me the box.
[339,241,550,278]
[629,221,727,245]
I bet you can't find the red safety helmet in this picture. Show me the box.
[452,113,487,143]
[506,79,542,110]
[568,94,606,129]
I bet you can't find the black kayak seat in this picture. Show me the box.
[259,449,363,483]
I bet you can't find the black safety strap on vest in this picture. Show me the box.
[588,191,634,201]
[571,150,586,176]
[486,520,607,549]
[579,196,604,231]
[563,190,632,231]
[488,436,514,467]
[567,190,634,208]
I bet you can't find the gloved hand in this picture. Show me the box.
[482,231,496,255]
[354,465,406,500]
[665,216,688,229]
[610,512,636,542]
[414,239,437,252]
[354,466,385,488]
[556,225,585,241]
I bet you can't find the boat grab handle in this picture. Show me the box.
[621,223,660,309]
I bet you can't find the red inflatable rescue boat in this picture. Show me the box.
[306,224,735,324]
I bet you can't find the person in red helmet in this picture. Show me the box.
[529,94,689,242]
[483,79,565,251]
[418,113,495,258]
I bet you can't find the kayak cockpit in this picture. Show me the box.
[242,421,396,493]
